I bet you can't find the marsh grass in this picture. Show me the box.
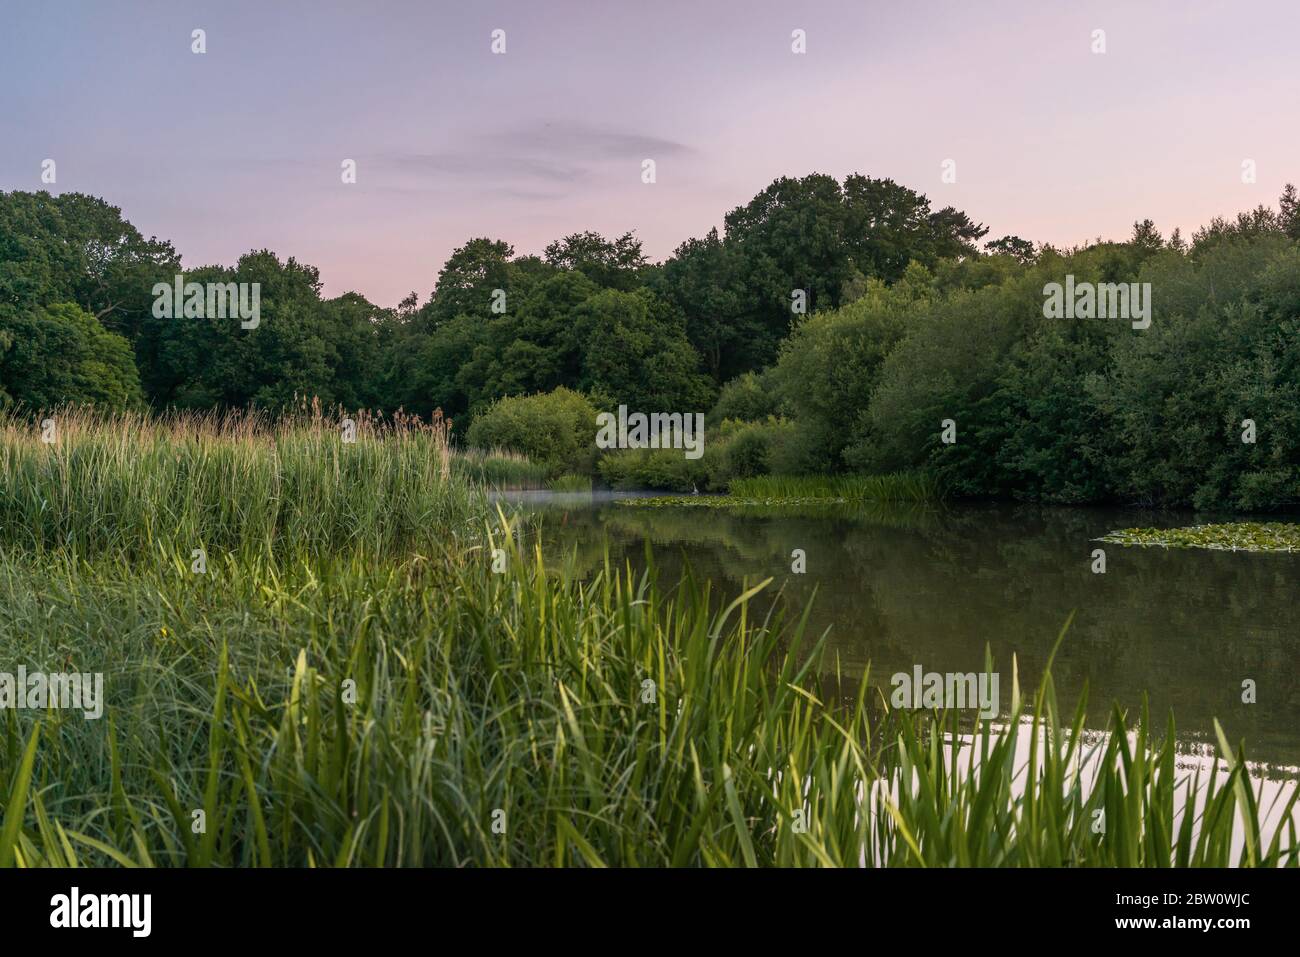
[0,405,500,558]
[872,646,1300,866]
[546,473,594,493]
[454,448,549,489]
[3,536,1294,867]
[730,473,941,503]
[619,473,941,511]
[0,415,1294,867]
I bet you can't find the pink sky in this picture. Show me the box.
[3,0,1297,306]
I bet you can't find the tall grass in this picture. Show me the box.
[870,650,1299,866]
[2,536,1293,867]
[0,405,491,557]
[546,473,593,493]
[453,448,549,490]
[730,472,941,503]
[0,415,1293,867]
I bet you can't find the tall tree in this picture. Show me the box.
[422,238,515,330]
[543,231,647,291]
[649,228,756,382]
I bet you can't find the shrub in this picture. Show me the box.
[597,447,710,492]
[465,386,597,477]
[709,371,778,425]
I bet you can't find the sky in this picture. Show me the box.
[2,0,1297,307]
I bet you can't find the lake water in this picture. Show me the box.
[511,491,1300,776]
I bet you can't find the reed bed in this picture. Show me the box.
[546,473,594,493]
[0,405,496,558]
[729,473,942,503]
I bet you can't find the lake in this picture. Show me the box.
[509,491,1300,776]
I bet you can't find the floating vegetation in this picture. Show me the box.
[1099,522,1300,553]
[617,495,850,509]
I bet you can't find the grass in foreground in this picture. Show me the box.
[1099,522,1300,553]
[2,537,1295,867]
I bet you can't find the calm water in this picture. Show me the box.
[511,492,1300,775]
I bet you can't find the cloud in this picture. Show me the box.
[384,151,587,184]
[481,121,691,160]
[372,121,691,197]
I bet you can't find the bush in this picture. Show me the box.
[840,234,1300,509]
[597,447,711,492]
[709,372,778,425]
[465,386,597,477]
[1092,241,1300,509]
[722,422,770,479]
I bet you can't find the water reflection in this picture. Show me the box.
[508,493,1300,775]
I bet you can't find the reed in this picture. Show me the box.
[729,473,942,503]
[0,405,488,558]
[546,473,594,493]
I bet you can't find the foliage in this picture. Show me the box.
[766,264,933,471]
[0,405,477,559]
[597,446,712,492]
[709,371,779,425]
[6,181,1300,511]
[547,473,593,493]
[465,387,598,478]
[0,302,143,409]
[729,473,941,503]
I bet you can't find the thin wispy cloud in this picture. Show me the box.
[372,122,691,193]
[481,121,692,160]
[382,150,587,184]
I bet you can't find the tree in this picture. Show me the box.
[543,231,647,290]
[0,190,179,351]
[1280,183,1300,240]
[649,228,757,382]
[570,288,714,412]
[841,174,986,281]
[984,235,1037,263]
[724,174,851,346]
[421,238,515,330]
[1129,219,1164,260]
[0,302,142,409]
[135,251,366,410]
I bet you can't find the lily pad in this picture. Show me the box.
[1098,522,1300,552]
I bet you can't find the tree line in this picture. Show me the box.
[3,177,1298,508]
[0,174,986,418]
